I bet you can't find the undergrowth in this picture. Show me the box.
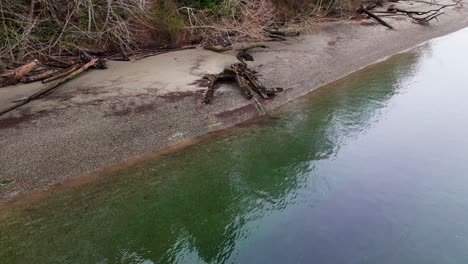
[0,0,379,67]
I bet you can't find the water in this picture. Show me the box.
[2,28,468,264]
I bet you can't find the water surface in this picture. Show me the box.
[2,28,468,264]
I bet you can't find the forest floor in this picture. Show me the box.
[1,0,467,203]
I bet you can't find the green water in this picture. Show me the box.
[2,28,468,263]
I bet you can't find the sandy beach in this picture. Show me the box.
[1,0,468,202]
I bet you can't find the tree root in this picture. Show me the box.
[0,59,98,117]
[204,55,283,104]
[357,5,394,29]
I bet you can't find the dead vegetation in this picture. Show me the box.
[0,0,152,68]
[381,0,462,24]
[0,0,461,70]
[0,0,381,69]
[355,0,463,29]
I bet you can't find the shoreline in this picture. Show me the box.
[1,0,468,203]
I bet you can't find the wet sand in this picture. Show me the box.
[1,0,468,202]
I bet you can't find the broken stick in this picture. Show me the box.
[203,51,283,104]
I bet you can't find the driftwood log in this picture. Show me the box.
[0,46,195,88]
[203,52,283,104]
[0,60,40,87]
[42,64,83,83]
[357,5,394,29]
[0,58,98,117]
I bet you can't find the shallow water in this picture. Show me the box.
[2,28,468,264]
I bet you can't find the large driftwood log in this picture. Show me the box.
[22,68,64,83]
[42,64,82,83]
[203,73,233,104]
[357,5,394,29]
[203,44,268,53]
[203,52,283,104]
[368,0,461,24]
[0,60,40,87]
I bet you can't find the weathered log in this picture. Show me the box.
[204,74,217,104]
[0,60,40,87]
[42,64,82,83]
[203,73,234,104]
[357,5,394,29]
[0,59,98,117]
[244,69,268,99]
[16,60,40,78]
[224,63,254,99]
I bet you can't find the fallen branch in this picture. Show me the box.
[0,58,98,117]
[23,68,64,83]
[357,5,394,29]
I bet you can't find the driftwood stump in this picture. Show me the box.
[203,52,283,104]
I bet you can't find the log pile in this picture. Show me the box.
[0,59,99,117]
[0,57,100,89]
[0,46,195,88]
[203,48,283,104]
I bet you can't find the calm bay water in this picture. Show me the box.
[2,28,468,264]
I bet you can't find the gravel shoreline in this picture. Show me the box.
[1,0,468,202]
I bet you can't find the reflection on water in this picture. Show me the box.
[2,28,468,264]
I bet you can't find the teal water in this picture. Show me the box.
[2,28,468,264]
